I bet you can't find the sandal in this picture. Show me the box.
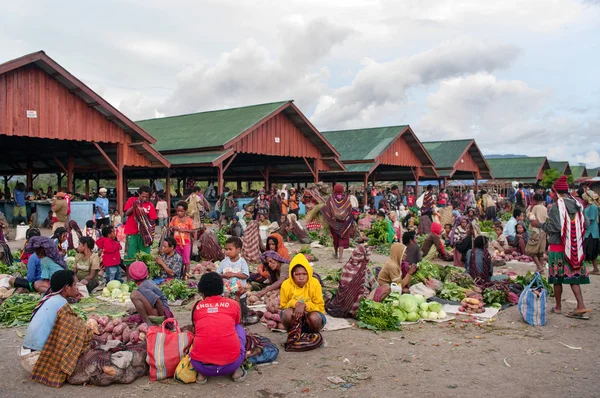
[232,368,247,383]
[565,312,590,320]
[550,307,561,314]
[196,375,208,384]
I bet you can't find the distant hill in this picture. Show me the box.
[484,154,527,159]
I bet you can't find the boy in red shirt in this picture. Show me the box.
[123,186,157,265]
[97,225,123,282]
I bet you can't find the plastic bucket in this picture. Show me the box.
[259,226,268,241]
[15,225,30,240]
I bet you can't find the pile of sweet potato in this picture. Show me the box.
[87,315,149,345]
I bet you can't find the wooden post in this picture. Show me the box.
[26,156,33,189]
[57,173,62,188]
[402,180,407,194]
[67,154,74,193]
[116,143,125,214]
[237,180,242,192]
[85,179,90,199]
[217,165,224,196]
[96,176,100,191]
[264,166,270,190]
[3,176,8,196]
[166,172,171,213]
[363,173,369,207]
[474,173,479,193]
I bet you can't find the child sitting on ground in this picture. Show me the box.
[441,223,452,246]
[129,261,173,326]
[402,230,422,266]
[217,237,257,325]
[96,226,123,283]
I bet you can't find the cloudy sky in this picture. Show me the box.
[2,0,600,167]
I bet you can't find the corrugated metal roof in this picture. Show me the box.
[322,126,408,161]
[163,151,231,166]
[486,157,547,180]
[422,140,471,169]
[137,101,289,152]
[587,167,600,177]
[549,161,570,174]
[570,166,587,178]
[342,163,377,173]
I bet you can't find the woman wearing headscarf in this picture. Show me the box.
[450,217,469,266]
[242,221,263,264]
[453,220,475,267]
[326,245,390,318]
[287,213,312,244]
[377,243,417,293]
[321,184,353,263]
[251,191,270,220]
[264,233,291,260]
[418,185,434,235]
[422,222,449,261]
[269,188,281,223]
[256,250,290,297]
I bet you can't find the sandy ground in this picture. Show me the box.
[1,233,599,398]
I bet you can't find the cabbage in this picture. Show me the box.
[111,288,123,299]
[120,284,129,293]
[413,294,426,306]
[406,312,420,322]
[428,302,442,313]
[428,312,438,320]
[419,310,428,319]
[102,287,111,297]
[420,302,429,311]
[438,310,447,319]
[392,308,406,322]
[399,294,418,313]
[107,280,122,292]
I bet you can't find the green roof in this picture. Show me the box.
[341,163,376,173]
[486,157,547,180]
[549,161,569,174]
[588,167,600,177]
[163,151,230,166]
[137,101,288,152]
[322,126,408,161]
[570,166,587,178]
[422,140,471,169]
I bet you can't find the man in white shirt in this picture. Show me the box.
[349,190,359,209]
[503,208,525,244]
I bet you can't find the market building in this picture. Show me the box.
[320,125,437,203]
[548,161,572,176]
[0,51,170,224]
[485,157,550,185]
[421,139,492,191]
[137,101,344,197]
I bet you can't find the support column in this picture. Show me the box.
[166,172,171,213]
[85,179,90,199]
[67,154,74,193]
[264,166,270,190]
[26,157,33,189]
[57,173,62,188]
[217,165,224,196]
[116,143,125,214]
[237,180,242,192]
[3,176,9,196]
[96,175,100,191]
[363,173,369,208]
[474,173,479,193]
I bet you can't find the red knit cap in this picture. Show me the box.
[333,184,344,194]
[553,175,569,192]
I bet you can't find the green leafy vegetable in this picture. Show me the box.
[366,221,389,246]
[483,288,507,306]
[134,252,161,279]
[411,260,441,285]
[0,294,40,327]
[356,299,401,331]
[514,272,554,297]
[438,282,467,302]
[160,279,196,302]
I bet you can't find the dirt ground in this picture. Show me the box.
[1,235,599,398]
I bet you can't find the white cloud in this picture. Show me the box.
[311,39,521,129]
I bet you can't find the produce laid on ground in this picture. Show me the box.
[366,221,389,246]
[190,261,218,278]
[291,246,318,262]
[356,293,448,331]
[160,279,196,302]
[491,251,533,263]
[101,280,132,303]
[0,294,40,327]
[90,315,149,344]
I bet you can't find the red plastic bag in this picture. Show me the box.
[146,318,193,381]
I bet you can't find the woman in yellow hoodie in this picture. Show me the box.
[280,253,325,332]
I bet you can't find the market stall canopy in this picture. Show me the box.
[321,125,437,181]
[548,161,572,176]
[485,157,549,184]
[422,139,492,180]
[136,101,344,187]
[570,165,588,179]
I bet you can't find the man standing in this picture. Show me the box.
[13,182,27,226]
[95,188,110,228]
[51,192,68,232]
[124,186,157,265]
[321,184,353,263]
[187,186,211,228]
[515,183,527,212]
[531,176,590,319]
[289,188,300,216]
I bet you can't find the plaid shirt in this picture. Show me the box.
[29,304,92,388]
